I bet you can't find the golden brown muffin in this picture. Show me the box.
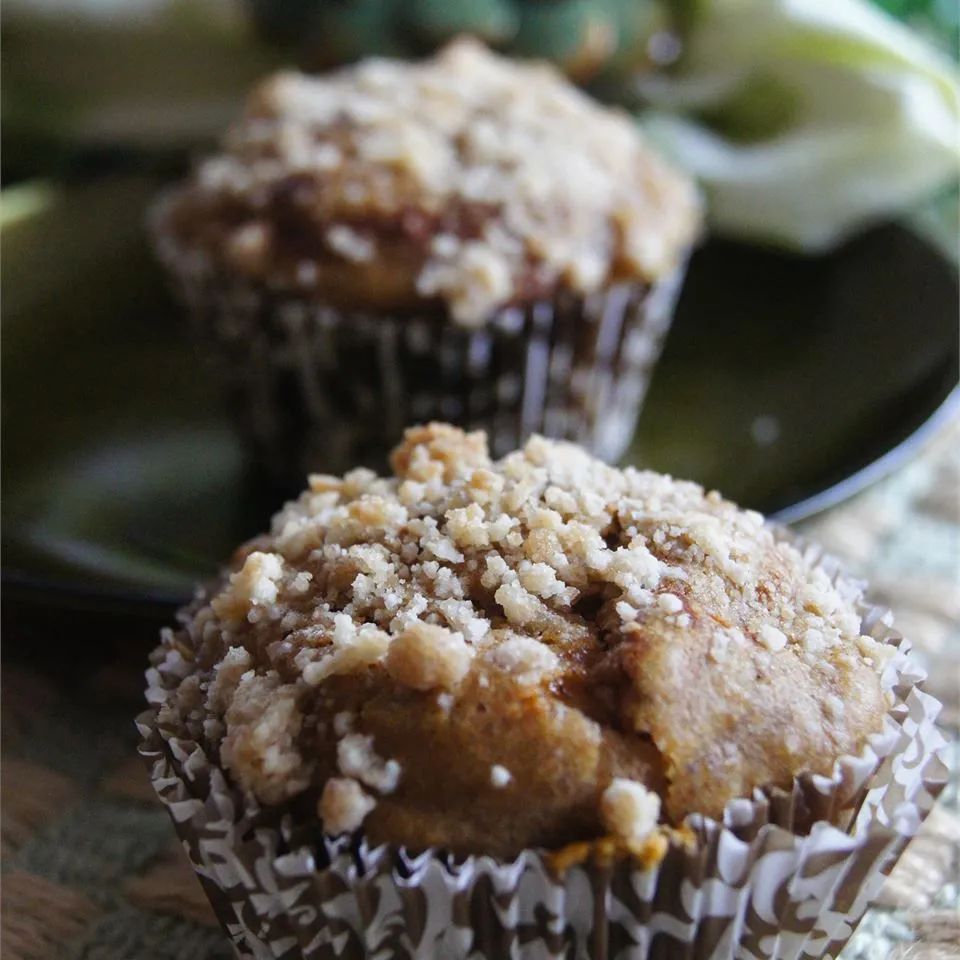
[153,38,699,326]
[154,424,890,859]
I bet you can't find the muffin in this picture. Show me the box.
[140,424,945,959]
[151,38,700,486]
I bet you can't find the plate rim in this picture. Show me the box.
[5,382,958,616]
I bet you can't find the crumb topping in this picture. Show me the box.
[157,38,700,325]
[385,622,474,691]
[319,777,376,834]
[490,764,513,788]
[337,732,402,794]
[156,423,889,853]
[601,779,661,847]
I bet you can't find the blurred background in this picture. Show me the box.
[4,0,959,235]
[3,0,958,615]
[0,0,960,614]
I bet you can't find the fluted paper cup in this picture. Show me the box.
[152,210,686,486]
[138,536,947,960]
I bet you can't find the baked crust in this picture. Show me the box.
[156,424,889,857]
[154,39,700,326]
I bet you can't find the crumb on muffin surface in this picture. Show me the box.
[154,38,700,325]
[155,424,891,858]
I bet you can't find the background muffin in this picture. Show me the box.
[152,39,700,485]
[141,424,944,958]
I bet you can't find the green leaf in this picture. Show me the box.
[404,0,519,46]
[638,0,960,249]
[513,0,615,75]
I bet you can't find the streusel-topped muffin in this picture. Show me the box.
[154,423,890,859]
[155,37,698,324]
[151,41,700,480]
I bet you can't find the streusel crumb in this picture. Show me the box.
[385,622,474,691]
[156,423,888,857]
[155,39,700,324]
[601,779,661,846]
[319,777,376,834]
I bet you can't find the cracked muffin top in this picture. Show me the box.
[153,424,891,859]
[153,38,700,325]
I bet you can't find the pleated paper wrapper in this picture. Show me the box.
[153,215,687,484]
[138,540,948,960]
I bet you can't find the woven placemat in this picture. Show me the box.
[3,418,958,960]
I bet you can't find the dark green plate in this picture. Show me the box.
[3,177,957,615]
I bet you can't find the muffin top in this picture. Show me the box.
[155,424,890,859]
[155,39,700,325]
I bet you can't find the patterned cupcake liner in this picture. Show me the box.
[153,219,686,485]
[138,537,948,960]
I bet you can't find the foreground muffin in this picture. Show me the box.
[152,39,700,483]
[141,425,945,959]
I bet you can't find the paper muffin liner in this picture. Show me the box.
[153,219,686,485]
[138,536,948,960]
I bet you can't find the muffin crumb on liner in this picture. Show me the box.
[138,534,947,960]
